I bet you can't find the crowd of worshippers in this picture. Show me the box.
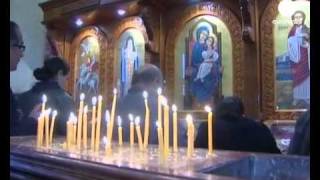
[10,21,309,156]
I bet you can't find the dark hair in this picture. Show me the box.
[34,57,70,81]
[291,10,306,25]
[132,64,163,86]
[196,26,209,41]
[125,36,136,51]
[215,96,244,120]
[10,21,19,43]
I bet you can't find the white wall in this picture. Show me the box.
[10,0,49,94]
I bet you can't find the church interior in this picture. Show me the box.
[10,0,310,179]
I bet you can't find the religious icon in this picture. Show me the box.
[183,19,223,109]
[75,36,100,105]
[118,29,145,97]
[274,1,309,110]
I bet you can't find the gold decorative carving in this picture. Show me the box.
[260,0,304,120]
[165,2,244,102]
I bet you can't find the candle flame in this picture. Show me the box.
[117,116,122,127]
[98,95,103,101]
[46,108,52,115]
[204,105,212,113]
[161,97,168,106]
[42,94,47,103]
[80,93,85,100]
[128,113,134,122]
[92,96,97,105]
[142,91,148,99]
[37,113,44,121]
[186,114,193,125]
[157,88,162,95]
[134,116,140,125]
[52,110,58,117]
[156,121,160,128]
[84,105,88,113]
[105,110,110,122]
[103,136,108,144]
[172,104,177,112]
[113,88,117,95]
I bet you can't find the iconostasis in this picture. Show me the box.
[40,0,309,120]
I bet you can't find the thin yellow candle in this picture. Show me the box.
[83,105,88,149]
[41,94,47,115]
[157,88,162,127]
[162,97,169,157]
[77,93,85,149]
[117,116,123,146]
[107,89,118,148]
[143,91,150,149]
[135,116,143,151]
[95,95,103,152]
[37,113,45,147]
[103,136,112,155]
[90,97,97,151]
[49,110,58,145]
[129,114,134,146]
[186,114,194,158]
[205,105,213,155]
[45,108,51,148]
[156,121,164,154]
[66,119,72,149]
[72,115,77,146]
[172,105,178,152]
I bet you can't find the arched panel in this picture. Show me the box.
[165,2,243,110]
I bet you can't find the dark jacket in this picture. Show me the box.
[288,110,310,156]
[17,81,75,135]
[195,116,281,154]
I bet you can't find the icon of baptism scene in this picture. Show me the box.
[274,0,310,110]
[10,0,310,179]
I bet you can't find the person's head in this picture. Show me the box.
[205,36,215,49]
[10,21,25,71]
[125,36,136,52]
[132,64,163,91]
[291,11,306,26]
[34,57,70,88]
[215,96,245,120]
[196,27,209,43]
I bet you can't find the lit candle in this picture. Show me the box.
[162,97,169,157]
[83,105,88,149]
[49,110,57,145]
[72,115,77,146]
[129,114,134,146]
[45,108,52,148]
[37,113,45,147]
[135,116,143,151]
[66,117,72,149]
[186,114,194,158]
[41,94,47,115]
[95,95,103,152]
[103,136,112,155]
[105,109,110,139]
[117,116,123,146]
[143,91,150,149]
[156,121,164,154]
[157,88,162,127]
[77,93,85,149]
[91,97,97,151]
[172,105,178,152]
[107,89,118,149]
[205,105,213,155]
